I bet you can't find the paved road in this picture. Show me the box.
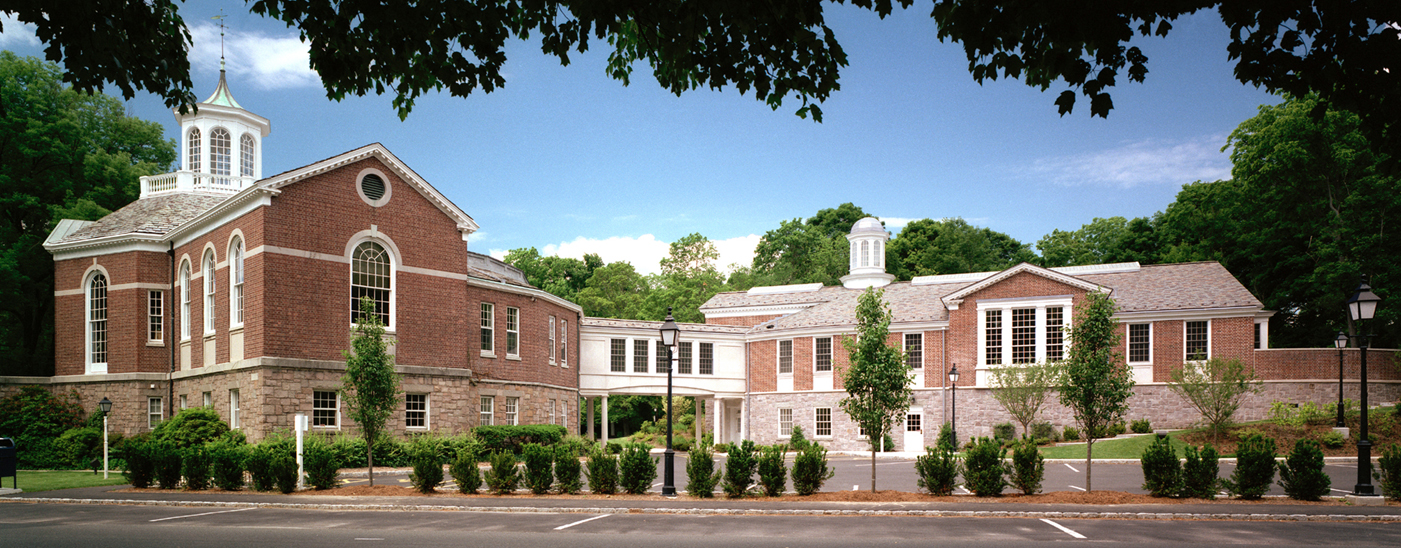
[4,501,1399,547]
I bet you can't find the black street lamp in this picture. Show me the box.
[1346,276,1381,497]
[658,308,680,497]
[1335,330,1348,428]
[98,397,113,479]
[948,365,959,448]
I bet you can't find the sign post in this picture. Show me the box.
[294,413,308,490]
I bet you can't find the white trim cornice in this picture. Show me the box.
[466,277,583,314]
[1114,307,1261,322]
[701,302,823,319]
[942,262,1108,306]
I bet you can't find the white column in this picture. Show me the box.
[739,398,748,441]
[585,397,595,440]
[601,395,610,446]
[695,397,703,442]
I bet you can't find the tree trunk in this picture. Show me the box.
[870,446,877,493]
[368,435,376,487]
[1085,437,1093,492]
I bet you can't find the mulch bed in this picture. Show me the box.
[1176,420,1401,457]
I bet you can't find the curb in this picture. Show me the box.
[3,497,1397,522]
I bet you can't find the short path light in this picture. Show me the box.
[98,397,112,480]
[948,365,960,448]
[1335,330,1348,428]
[658,308,680,497]
[1346,276,1381,498]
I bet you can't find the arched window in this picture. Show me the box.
[351,241,392,326]
[861,241,870,267]
[204,250,217,334]
[180,261,191,340]
[230,237,244,326]
[850,241,857,269]
[240,134,255,177]
[87,273,108,370]
[187,128,201,172]
[210,128,231,176]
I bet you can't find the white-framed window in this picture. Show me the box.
[313,390,338,428]
[240,133,255,177]
[655,339,667,373]
[978,298,1073,366]
[480,303,494,354]
[480,395,494,426]
[907,413,922,432]
[230,236,244,326]
[203,249,216,334]
[148,397,163,428]
[1128,323,1152,364]
[815,408,832,437]
[1046,306,1065,361]
[861,241,870,267]
[203,391,211,407]
[406,393,428,429]
[678,341,693,374]
[86,272,108,372]
[1011,308,1036,363]
[230,388,240,427]
[904,333,922,370]
[560,319,568,367]
[187,127,201,172]
[778,339,793,375]
[351,241,392,327]
[210,127,231,176]
[815,337,832,372]
[610,338,626,372]
[1185,320,1210,361]
[984,310,1002,365]
[700,342,714,375]
[180,261,191,341]
[504,397,519,425]
[179,394,187,409]
[505,307,520,357]
[549,399,557,425]
[779,408,793,437]
[548,315,556,364]
[148,290,164,343]
[634,339,649,373]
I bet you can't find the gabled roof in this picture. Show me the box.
[44,193,230,248]
[941,262,1108,307]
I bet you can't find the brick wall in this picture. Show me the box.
[1255,348,1401,381]
[947,271,1090,387]
[750,339,776,393]
[54,250,173,376]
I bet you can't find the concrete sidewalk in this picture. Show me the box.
[4,483,1399,523]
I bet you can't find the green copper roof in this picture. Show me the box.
[201,70,243,109]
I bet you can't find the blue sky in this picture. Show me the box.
[1,2,1278,275]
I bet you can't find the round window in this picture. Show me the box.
[361,174,386,201]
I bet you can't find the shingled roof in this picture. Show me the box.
[48,193,229,245]
[582,318,750,334]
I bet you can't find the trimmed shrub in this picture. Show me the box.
[791,442,833,496]
[303,436,340,490]
[711,442,731,455]
[585,450,619,494]
[960,437,1006,497]
[1224,434,1276,500]
[1377,443,1401,502]
[1061,426,1081,441]
[1130,419,1153,434]
[937,422,957,450]
[789,425,809,451]
[993,422,1017,442]
[53,426,104,470]
[1181,444,1220,499]
[868,432,896,452]
[121,438,156,488]
[619,444,658,495]
[672,436,692,452]
[486,451,520,494]
[182,444,213,490]
[757,443,788,496]
[522,443,555,494]
[151,407,231,448]
[605,440,624,454]
[686,444,721,497]
[450,449,483,494]
[209,439,246,491]
[1320,430,1345,449]
[409,437,445,494]
[1009,437,1044,495]
[271,448,298,494]
[473,425,568,455]
[1031,422,1058,443]
[915,444,959,496]
[246,434,295,492]
[1278,439,1330,501]
[1140,435,1181,497]
[555,434,595,459]
[554,446,582,494]
[722,440,758,498]
[0,386,86,469]
[152,440,183,489]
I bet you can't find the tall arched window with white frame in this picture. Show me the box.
[230,236,244,326]
[210,128,231,176]
[240,134,255,177]
[861,241,870,267]
[187,128,201,172]
[203,250,217,334]
[87,272,108,372]
[351,241,392,327]
[180,261,191,340]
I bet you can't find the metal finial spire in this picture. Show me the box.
[212,11,227,71]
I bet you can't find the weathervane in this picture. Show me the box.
[212,11,227,71]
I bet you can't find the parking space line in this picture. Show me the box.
[1064,463,1079,473]
[1068,485,1086,491]
[149,507,256,522]
[1330,488,1352,493]
[554,514,611,530]
[1041,518,1086,539]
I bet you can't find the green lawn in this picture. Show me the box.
[1038,433,1189,460]
[6,470,129,493]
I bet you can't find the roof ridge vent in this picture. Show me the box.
[1050,262,1141,275]
[747,282,824,295]
[912,271,997,285]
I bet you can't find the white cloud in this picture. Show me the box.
[879,217,917,229]
[489,233,761,276]
[1027,135,1232,188]
[189,21,319,90]
[0,13,39,48]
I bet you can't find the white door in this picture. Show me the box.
[904,407,924,452]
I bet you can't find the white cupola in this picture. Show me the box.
[840,217,895,289]
[140,69,272,198]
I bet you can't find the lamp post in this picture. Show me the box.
[948,365,959,448]
[658,308,680,497]
[98,397,112,479]
[1346,276,1381,497]
[1335,330,1348,428]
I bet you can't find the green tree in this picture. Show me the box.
[0,52,176,376]
[838,288,913,492]
[1167,357,1262,446]
[747,203,870,288]
[501,248,602,303]
[1058,291,1133,492]
[886,218,1036,280]
[987,361,1062,438]
[646,233,727,323]
[1036,217,1160,267]
[574,261,650,319]
[341,297,402,487]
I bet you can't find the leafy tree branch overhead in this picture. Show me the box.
[5,1,1397,150]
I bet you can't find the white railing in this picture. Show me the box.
[140,171,257,198]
